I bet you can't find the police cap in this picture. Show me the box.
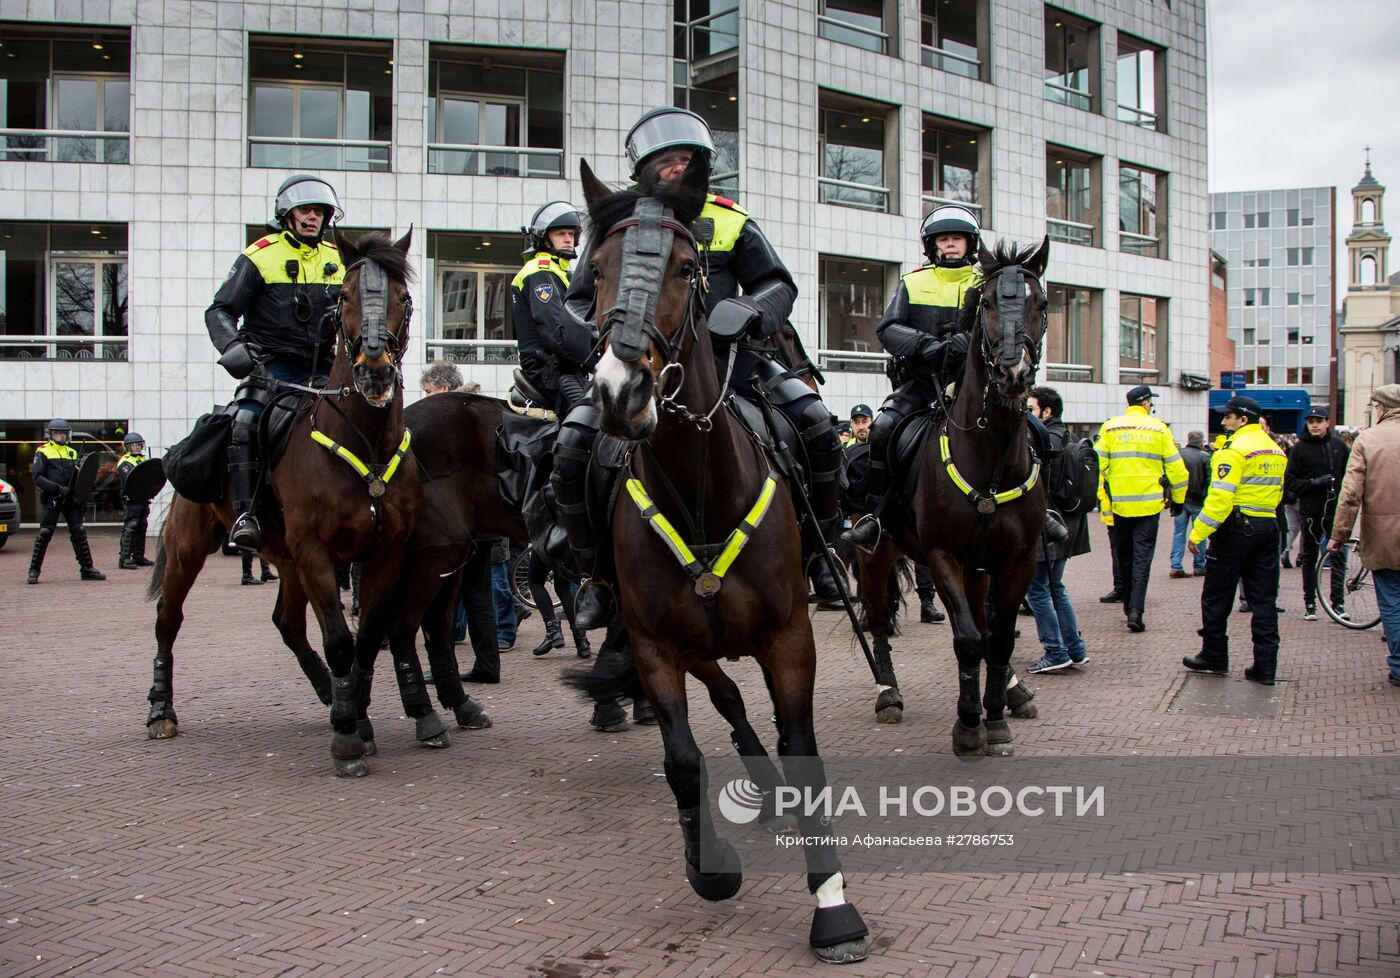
[1125,385,1157,405]
[1221,395,1263,419]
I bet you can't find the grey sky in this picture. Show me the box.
[1207,0,1400,259]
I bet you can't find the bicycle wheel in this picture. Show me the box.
[1315,540,1383,630]
[509,546,539,611]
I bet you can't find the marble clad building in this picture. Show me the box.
[0,0,1208,522]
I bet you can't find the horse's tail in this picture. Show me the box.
[144,532,167,602]
[560,628,644,703]
[887,557,914,637]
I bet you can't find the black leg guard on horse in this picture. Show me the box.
[679,805,743,898]
[146,651,177,729]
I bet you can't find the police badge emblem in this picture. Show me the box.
[1217,463,1232,479]
[534,282,554,303]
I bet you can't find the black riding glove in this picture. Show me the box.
[914,334,946,363]
[217,341,257,380]
[1169,502,1184,517]
[708,297,762,342]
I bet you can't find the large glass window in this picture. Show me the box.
[1119,164,1164,258]
[674,75,740,195]
[1047,146,1098,246]
[922,116,987,220]
[1119,293,1166,382]
[673,0,739,64]
[1045,284,1101,382]
[248,37,393,172]
[428,48,565,178]
[426,233,522,364]
[818,257,891,373]
[0,223,127,360]
[0,27,130,162]
[1045,7,1097,112]
[819,0,891,55]
[1116,33,1163,130]
[921,0,982,79]
[819,98,892,213]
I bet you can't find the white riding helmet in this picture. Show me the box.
[273,174,344,227]
[920,204,981,268]
[625,107,716,178]
[523,201,583,259]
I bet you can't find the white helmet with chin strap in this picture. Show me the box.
[920,204,981,268]
[272,174,343,241]
[522,201,582,259]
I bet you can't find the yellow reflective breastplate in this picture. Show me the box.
[939,431,1040,512]
[310,428,412,498]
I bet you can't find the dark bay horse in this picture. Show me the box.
[579,155,869,964]
[146,230,433,776]
[854,239,1051,756]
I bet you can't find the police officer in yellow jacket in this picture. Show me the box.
[116,431,155,569]
[27,419,105,584]
[553,107,842,629]
[1183,396,1287,684]
[1095,385,1188,632]
[513,201,584,415]
[206,175,347,550]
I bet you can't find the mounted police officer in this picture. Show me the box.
[843,206,1066,552]
[513,200,586,415]
[116,431,155,569]
[1184,395,1287,684]
[552,107,843,629]
[27,418,105,584]
[206,174,347,550]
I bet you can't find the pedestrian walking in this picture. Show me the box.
[1183,396,1287,685]
[1328,384,1400,687]
[1284,406,1349,620]
[1170,431,1211,577]
[1024,387,1090,673]
[1094,386,1188,632]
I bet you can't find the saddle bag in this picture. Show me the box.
[163,409,235,503]
[496,411,558,542]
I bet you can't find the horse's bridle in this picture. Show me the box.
[599,199,723,429]
[329,257,411,369]
[977,263,1045,380]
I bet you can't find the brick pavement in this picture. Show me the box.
[1,524,1397,977]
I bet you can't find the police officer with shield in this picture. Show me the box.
[1183,396,1287,684]
[116,431,156,569]
[27,419,105,584]
[553,107,843,629]
[206,174,347,550]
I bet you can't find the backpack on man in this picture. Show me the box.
[1048,437,1099,515]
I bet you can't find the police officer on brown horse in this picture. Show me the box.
[206,174,347,551]
[552,107,844,629]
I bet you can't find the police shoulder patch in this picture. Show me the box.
[538,258,551,269]
[251,236,274,250]
[534,282,554,303]
[1217,462,1232,479]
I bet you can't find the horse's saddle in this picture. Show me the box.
[507,368,557,421]
[890,410,936,502]
[728,395,812,492]
[259,389,317,480]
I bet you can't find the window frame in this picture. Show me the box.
[818,0,892,55]
[1044,6,1098,113]
[427,261,519,364]
[816,255,894,373]
[817,96,895,214]
[1118,162,1164,258]
[1046,144,1100,247]
[1045,283,1102,382]
[921,114,989,222]
[1118,292,1166,384]
[920,0,984,80]
[1115,32,1164,131]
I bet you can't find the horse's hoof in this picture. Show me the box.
[454,700,493,730]
[632,699,658,725]
[811,903,869,964]
[335,757,370,778]
[952,719,987,756]
[591,702,629,732]
[356,718,376,744]
[1006,680,1038,719]
[985,719,1014,756]
[875,688,904,724]
[685,840,742,901]
[415,712,451,748]
[146,718,178,740]
[760,811,800,836]
[813,939,869,965]
[361,739,378,756]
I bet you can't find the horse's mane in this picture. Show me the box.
[343,230,416,284]
[979,240,1041,278]
[587,180,708,241]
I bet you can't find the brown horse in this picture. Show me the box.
[853,238,1050,756]
[146,230,433,776]
[578,155,869,964]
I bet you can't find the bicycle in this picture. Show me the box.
[1315,538,1383,630]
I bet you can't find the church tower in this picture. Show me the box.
[1347,153,1389,288]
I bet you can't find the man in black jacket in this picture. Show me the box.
[1284,406,1350,619]
[1170,431,1212,577]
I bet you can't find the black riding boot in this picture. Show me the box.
[119,519,138,569]
[551,470,615,631]
[571,624,592,659]
[73,529,105,581]
[28,524,52,584]
[842,455,889,552]
[228,427,261,551]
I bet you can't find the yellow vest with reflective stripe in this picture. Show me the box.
[902,264,981,309]
[1094,404,1189,517]
[1189,423,1286,543]
[512,252,570,291]
[701,195,749,253]
[38,442,77,461]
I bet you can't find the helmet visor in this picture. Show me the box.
[533,201,582,236]
[276,178,343,224]
[626,111,715,169]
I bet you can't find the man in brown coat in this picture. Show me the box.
[1329,383,1400,687]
